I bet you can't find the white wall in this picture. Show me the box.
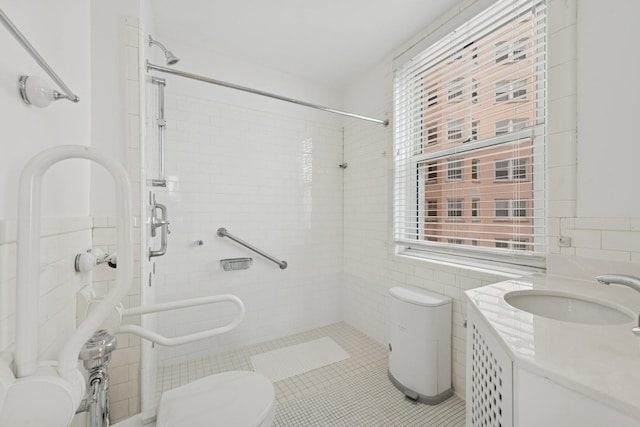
[576,0,640,218]
[341,0,640,399]
[0,0,91,219]
[90,0,143,216]
[0,0,92,385]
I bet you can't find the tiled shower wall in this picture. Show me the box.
[150,92,345,366]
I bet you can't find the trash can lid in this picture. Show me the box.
[389,286,452,307]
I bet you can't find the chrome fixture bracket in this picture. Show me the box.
[1,8,80,103]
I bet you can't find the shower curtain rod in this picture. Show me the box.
[147,61,388,127]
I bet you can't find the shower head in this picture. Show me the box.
[148,35,180,65]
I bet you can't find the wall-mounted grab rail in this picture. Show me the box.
[217,227,288,269]
[0,8,80,103]
[16,146,133,378]
[118,295,245,346]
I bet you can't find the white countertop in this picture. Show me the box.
[465,274,640,421]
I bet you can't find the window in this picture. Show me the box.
[427,87,438,107]
[447,119,463,141]
[496,38,529,63]
[495,158,529,181]
[471,159,479,180]
[425,162,438,183]
[448,78,464,101]
[512,38,529,61]
[393,0,546,267]
[494,199,528,219]
[426,200,438,221]
[496,80,528,102]
[495,160,510,180]
[495,42,509,63]
[495,239,510,248]
[447,160,463,181]
[472,198,480,219]
[447,199,464,218]
[495,200,510,217]
[427,123,438,145]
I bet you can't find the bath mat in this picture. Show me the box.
[251,337,349,382]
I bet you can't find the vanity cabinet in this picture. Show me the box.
[467,304,639,427]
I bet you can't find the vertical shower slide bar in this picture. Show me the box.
[151,77,167,187]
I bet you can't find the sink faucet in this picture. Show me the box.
[596,274,640,336]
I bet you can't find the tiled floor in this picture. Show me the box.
[155,322,466,426]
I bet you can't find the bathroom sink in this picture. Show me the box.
[504,290,635,325]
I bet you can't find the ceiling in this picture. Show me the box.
[152,0,457,89]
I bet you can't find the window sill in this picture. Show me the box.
[396,247,544,278]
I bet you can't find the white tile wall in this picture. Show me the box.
[149,91,345,368]
[88,217,142,423]
[342,115,513,398]
[0,217,92,360]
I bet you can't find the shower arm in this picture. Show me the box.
[147,61,389,127]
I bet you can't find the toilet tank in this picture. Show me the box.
[388,286,453,404]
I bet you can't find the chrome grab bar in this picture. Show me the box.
[217,227,288,269]
[0,8,80,103]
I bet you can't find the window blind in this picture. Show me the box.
[393,0,547,267]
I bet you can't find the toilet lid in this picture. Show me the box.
[156,371,275,427]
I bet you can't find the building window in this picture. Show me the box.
[495,158,529,181]
[496,81,510,102]
[471,159,479,180]
[495,239,510,249]
[448,238,463,245]
[448,78,464,101]
[495,160,510,180]
[513,158,528,180]
[472,198,480,219]
[495,41,509,63]
[495,200,510,217]
[496,80,528,103]
[494,199,528,219]
[393,0,546,267]
[426,162,438,183]
[427,87,438,108]
[426,200,438,221]
[447,160,463,181]
[512,38,529,61]
[447,198,464,218]
[447,119,463,141]
[427,123,438,145]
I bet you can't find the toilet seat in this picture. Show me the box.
[156,371,276,427]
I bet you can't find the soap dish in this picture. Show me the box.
[220,257,253,271]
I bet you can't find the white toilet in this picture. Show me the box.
[113,371,275,427]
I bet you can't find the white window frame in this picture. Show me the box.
[392,0,547,271]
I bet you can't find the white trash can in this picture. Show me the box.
[388,285,453,404]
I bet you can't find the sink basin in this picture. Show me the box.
[504,290,635,325]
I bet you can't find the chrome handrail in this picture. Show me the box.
[217,227,288,269]
[0,7,80,103]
